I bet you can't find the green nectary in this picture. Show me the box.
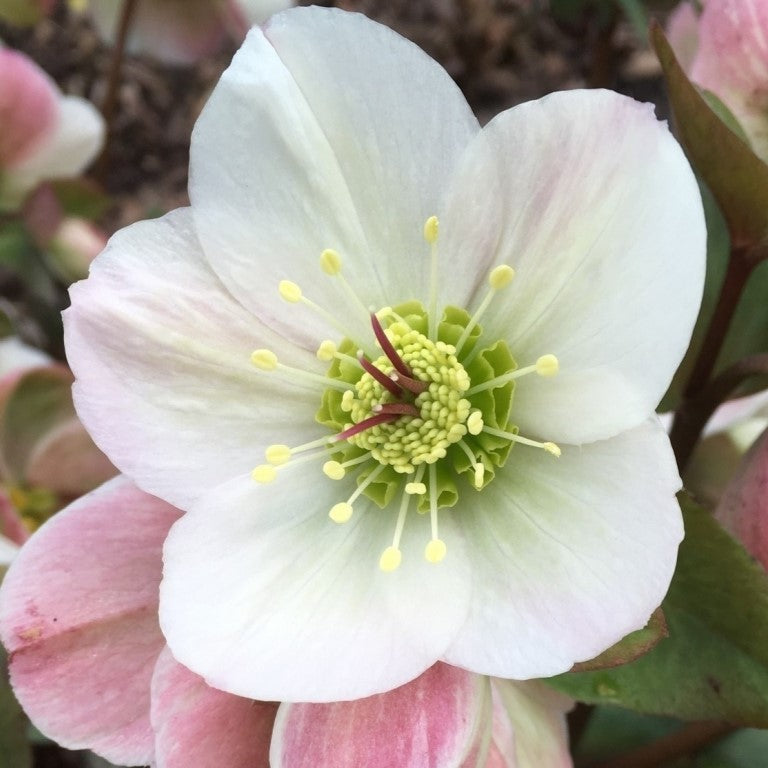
[316,301,518,511]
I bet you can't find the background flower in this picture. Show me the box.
[669,0,768,163]
[0,47,104,211]
[86,0,293,66]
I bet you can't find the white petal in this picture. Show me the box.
[9,96,104,196]
[441,89,705,444]
[190,7,479,343]
[445,419,683,678]
[65,208,319,510]
[160,472,472,702]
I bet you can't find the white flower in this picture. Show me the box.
[65,7,706,702]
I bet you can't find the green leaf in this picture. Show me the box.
[0,649,32,768]
[571,608,667,672]
[0,0,44,26]
[546,498,768,726]
[49,179,111,221]
[615,0,647,38]
[651,23,768,248]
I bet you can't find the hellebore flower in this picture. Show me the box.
[0,478,573,768]
[0,336,115,563]
[65,7,706,702]
[669,0,768,163]
[683,389,768,508]
[86,0,292,66]
[0,48,104,211]
[716,424,768,570]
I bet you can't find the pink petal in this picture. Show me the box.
[666,2,700,72]
[0,478,181,764]
[690,0,768,160]
[0,50,58,168]
[151,646,277,768]
[272,664,491,768]
[716,426,768,570]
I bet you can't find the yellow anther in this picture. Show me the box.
[489,264,515,290]
[323,461,346,480]
[474,463,485,488]
[251,349,278,370]
[329,502,353,523]
[467,410,484,436]
[320,249,342,276]
[543,442,562,457]
[405,482,427,495]
[252,465,277,483]
[423,215,439,244]
[265,444,291,465]
[278,280,302,303]
[317,340,337,361]
[536,354,559,377]
[424,538,447,563]
[379,546,402,572]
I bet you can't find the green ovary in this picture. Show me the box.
[317,302,518,511]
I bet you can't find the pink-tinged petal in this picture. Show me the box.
[65,207,319,511]
[440,89,705,446]
[0,478,181,764]
[190,7,479,343]
[0,49,57,168]
[492,681,572,768]
[25,417,116,497]
[151,646,277,768]
[271,664,491,768]
[691,0,768,161]
[666,2,700,72]
[716,427,768,570]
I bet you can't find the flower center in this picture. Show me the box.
[250,217,560,571]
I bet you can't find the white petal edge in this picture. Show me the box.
[444,419,683,679]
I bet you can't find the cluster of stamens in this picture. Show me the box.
[249,216,561,572]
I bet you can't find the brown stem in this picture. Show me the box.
[670,246,758,470]
[94,0,139,185]
[585,721,735,768]
[670,353,768,472]
[683,248,756,400]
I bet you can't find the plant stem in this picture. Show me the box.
[94,0,139,185]
[585,721,734,768]
[670,246,757,470]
